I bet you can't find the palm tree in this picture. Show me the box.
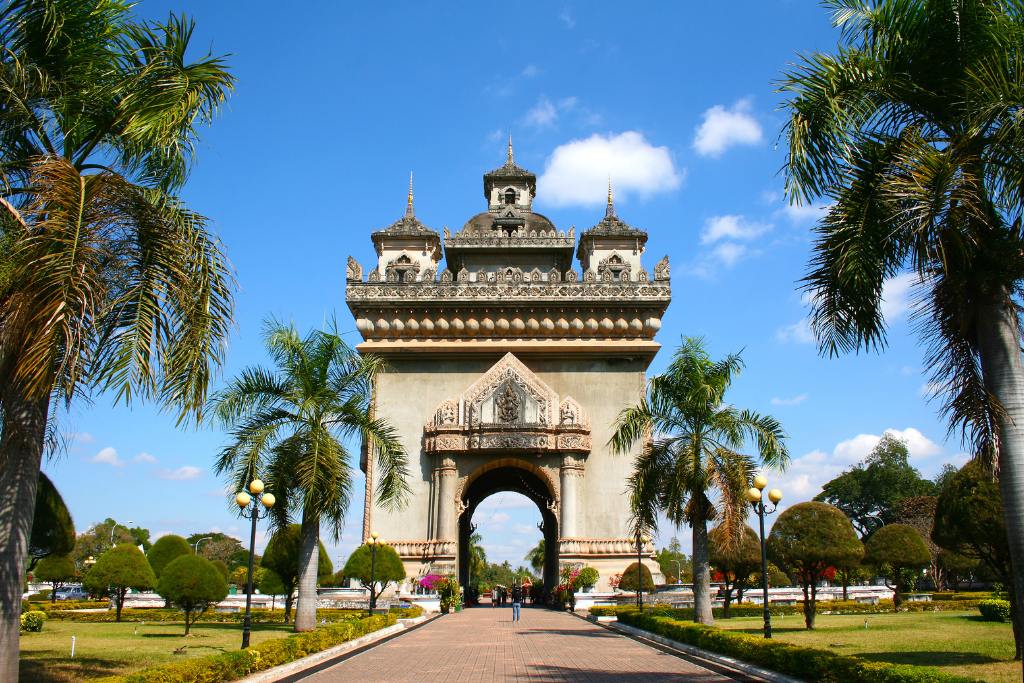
[525,539,545,574]
[778,0,1024,656]
[610,337,789,624]
[0,2,233,676]
[468,531,487,588]
[212,321,409,632]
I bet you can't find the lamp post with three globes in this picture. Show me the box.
[746,474,782,639]
[635,531,651,611]
[366,532,383,615]
[236,479,275,649]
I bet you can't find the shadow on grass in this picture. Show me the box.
[21,656,122,683]
[857,651,1004,667]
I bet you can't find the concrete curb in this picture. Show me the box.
[239,614,435,683]
[605,620,802,683]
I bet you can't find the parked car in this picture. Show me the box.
[54,586,90,601]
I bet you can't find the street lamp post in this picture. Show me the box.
[747,474,783,639]
[236,479,275,649]
[672,560,682,585]
[366,532,382,615]
[635,532,651,611]
[110,520,134,548]
[194,536,212,554]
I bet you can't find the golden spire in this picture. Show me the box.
[406,172,414,216]
[507,133,514,164]
[606,175,616,217]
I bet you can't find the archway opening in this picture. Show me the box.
[458,463,559,601]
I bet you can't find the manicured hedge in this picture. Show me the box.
[22,599,108,614]
[590,599,984,619]
[50,604,423,623]
[978,599,1012,622]
[616,610,979,683]
[931,592,993,602]
[100,613,397,683]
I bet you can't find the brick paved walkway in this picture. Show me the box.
[296,606,743,682]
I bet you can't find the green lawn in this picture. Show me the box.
[19,619,294,682]
[717,610,1017,682]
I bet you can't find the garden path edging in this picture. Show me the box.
[238,614,435,683]
[603,618,802,683]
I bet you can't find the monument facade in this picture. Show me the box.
[345,144,671,591]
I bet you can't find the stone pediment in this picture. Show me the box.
[424,353,590,454]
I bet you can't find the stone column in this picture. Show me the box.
[435,457,457,540]
[560,455,585,538]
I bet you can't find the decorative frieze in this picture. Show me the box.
[558,537,656,557]
[389,539,456,560]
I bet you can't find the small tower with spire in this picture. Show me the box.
[369,173,442,282]
[483,134,536,212]
[576,176,648,281]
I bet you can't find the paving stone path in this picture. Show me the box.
[295,606,746,682]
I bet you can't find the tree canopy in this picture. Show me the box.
[814,435,936,538]
[657,536,691,584]
[186,532,247,569]
[83,545,156,621]
[34,554,76,602]
[260,524,331,623]
[618,562,654,592]
[768,501,863,629]
[157,555,229,635]
[709,524,761,617]
[146,535,192,578]
[864,523,932,610]
[343,543,405,604]
[28,473,75,570]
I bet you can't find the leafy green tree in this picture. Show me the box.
[933,460,1019,658]
[709,524,760,618]
[187,533,247,569]
[618,562,654,593]
[157,555,229,635]
[779,0,1024,659]
[146,535,192,579]
[467,532,487,588]
[260,524,331,623]
[864,524,932,611]
[656,536,691,584]
[71,519,150,568]
[213,322,408,632]
[34,555,76,603]
[753,562,791,589]
[83,545,156,622]
[211,559,229,582]
[895,495,947,590]
[768,502,863,629]
[0,1,234,673]
[610,337,789,624]
[815,435,935,538]
[343,543,405,608]
[28,473,74,570]
[524,539,545,574]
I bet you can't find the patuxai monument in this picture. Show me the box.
[345,142,671,593]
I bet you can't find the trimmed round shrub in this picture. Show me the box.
[619,562,654,592]
[83,544,156,622]
[157,555,230,635]
[576,567,600,590]
[979,599,1012,622]
[20,611,46,633]
[146,534,192,578]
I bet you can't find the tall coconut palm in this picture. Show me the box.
[610,337,789,624]
[0,1,233,677]
[213,321,409,632]
[778,0,1024,657]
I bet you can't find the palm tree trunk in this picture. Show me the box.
[293,514,319,632]
[0,388,49,682]
[977,300,1024,674]
[692,517,714,624]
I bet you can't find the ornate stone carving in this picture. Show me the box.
[495,383,522,423]
[559,396,587,426]
[654,255,670,281]
[367,268,380,282]
[457,267,469,282]
[436,400,458,426]
[389,539,457,560]
[558,538,655,556]
[440,269,453,282]
[385,254,421,283]
[346,256,363,282]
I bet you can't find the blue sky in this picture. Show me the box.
[45,1,965,569]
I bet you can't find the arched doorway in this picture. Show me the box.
[458,460,559,595]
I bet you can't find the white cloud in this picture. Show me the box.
[67,431,95,445]
[701,215,772,245]
[157,465,202,481]
[90,447,123,467]
[477,495,535,511]
[538,131,683,207]
[775,318,815,344]
[559,8,575,28]
[779,202,831,225]
[771,393,808,406]
[919,382,944,398]
[523,96,578,128]
[834,427,942,463]
[881,273,917,322]
[522,64,539,78]
[709,242,749,267]
[693,99,762,157]
[133,452,158,464]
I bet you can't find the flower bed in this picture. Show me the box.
[614,610,979,682]
[98,613,398,682]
